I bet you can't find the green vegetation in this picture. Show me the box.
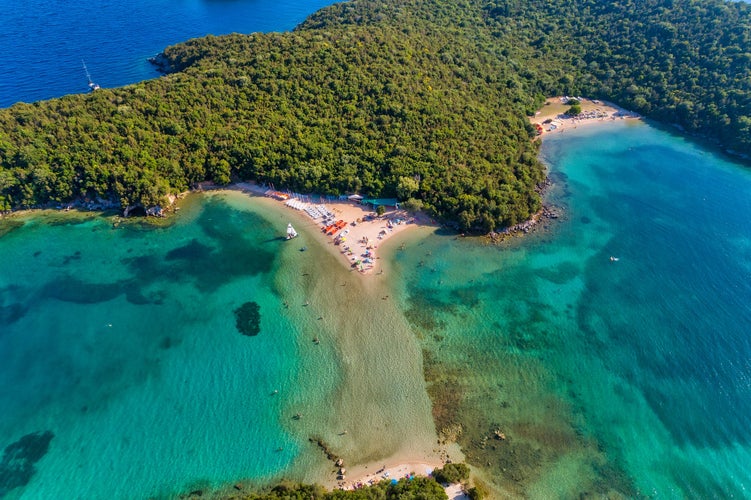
[478,0,751,153]
[0,27,543,231]
[226,476,448,499]
[466,486,485,500]
[566,103,582,116]
[1,0,750,230]
[432,463,470,484]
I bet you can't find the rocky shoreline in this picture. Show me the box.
[487,178,562,243]
[1,177,560,243]
[147,52,173,74]
[0,191,183,220]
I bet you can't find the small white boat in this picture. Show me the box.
[286,223,298,239]
[82,60,100,91]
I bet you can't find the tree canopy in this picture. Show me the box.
[1,0,749,230]
[230,476,448,500]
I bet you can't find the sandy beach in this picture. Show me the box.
[531,96,641,136]
[338,460,441,489]
[236,183,431,275]
[332,453,468,499]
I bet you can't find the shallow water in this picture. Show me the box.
[0,191,439,498]
[0,196,303,497]
[391,121,751,497]
[3,122,751,498]
[5,0,751,497]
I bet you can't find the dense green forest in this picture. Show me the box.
[224,476,451,500]
[0,0,749,230]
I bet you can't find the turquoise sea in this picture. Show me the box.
[0,190,438,499]
[3,120,751,498]
[0,194,333,498]
[3,0,751,497]
[392,121,751,497]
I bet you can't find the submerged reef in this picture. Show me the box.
[0,430,54,496]
[235,301,261,337]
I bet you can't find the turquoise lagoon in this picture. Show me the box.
[2,121,751,498]
[0,195,343,498]
[0,191,437,499]
[392,121,751,497]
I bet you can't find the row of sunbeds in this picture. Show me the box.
[284,199,335,220]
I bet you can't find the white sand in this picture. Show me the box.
[531,96,641,136]
[445,483,471,500]
[239,183,433,275]
[341,460,442,489]
[337,451,470,497]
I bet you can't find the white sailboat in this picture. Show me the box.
[82,60,100,91]
[286,223,298,239]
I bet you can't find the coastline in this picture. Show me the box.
[207,187,457,493]
[490,96,643,242]
[329,455,469,499]
[1,187,454,497]
[3,117,635,498]
[0,181,431,278]
[236,187,468,496]
[531,96,641,136]
[233,182,433,276]
[2,183,546,499]
[4,100,748,499]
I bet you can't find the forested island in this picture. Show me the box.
[0,0,749,231]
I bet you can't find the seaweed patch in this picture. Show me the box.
[234,301,261,337]
[0,430,54,496]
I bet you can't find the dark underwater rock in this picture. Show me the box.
[234,301,261,337]
[165,239,214,261]
[0,302,27,326]
[0,430,54,496]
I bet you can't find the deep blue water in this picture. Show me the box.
[1,0,748,109]
[0,0,335,108]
